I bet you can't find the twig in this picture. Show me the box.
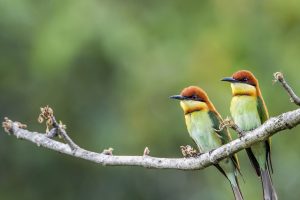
[51,116,79,151]
[274,72,300,106]
[38,106,79,150]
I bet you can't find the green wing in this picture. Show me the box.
[208,111,240,170]
[257,96,273,173]
[257,96,269,123]
[208,111,231,144]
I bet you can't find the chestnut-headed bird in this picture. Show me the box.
[222,70,277,200]
[170,86,243,200]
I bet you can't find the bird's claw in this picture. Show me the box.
[196,152,204,157]
[238,132,245,138]
[208,148,216,155]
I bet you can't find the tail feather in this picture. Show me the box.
[231,184,244,200]
[214,164,244,200]
[261,169,278,200]
[246,148,261,176]
[229,175,244,200]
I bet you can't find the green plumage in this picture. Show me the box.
[223,70,277,199]
[184,110,243,200]
[208,111,240,170]
[230,94,276,200]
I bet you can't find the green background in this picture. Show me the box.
[1,0,300,199]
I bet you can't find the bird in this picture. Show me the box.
[170,86,243,200]
[222,70,277,200]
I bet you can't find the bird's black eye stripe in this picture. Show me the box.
[187,94,203,101]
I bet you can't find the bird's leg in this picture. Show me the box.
[208,148,217,156]
[219,117,245,138]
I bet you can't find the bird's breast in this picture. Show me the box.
[185,111,222,152]
[230,96,261,131]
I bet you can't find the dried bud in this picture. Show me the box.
[2,117,13,133]
[102,147,114,155]
[59,121,67,130]
[38,105,54,122]
[16,121,27,129]
[143,147,150,156]
[2,118,27,134]
[274,72,284,82]
[38,115,44,123]
[180,145,198,158]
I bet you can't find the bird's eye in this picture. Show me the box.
[191,94,197,99]
[242,78,248,82]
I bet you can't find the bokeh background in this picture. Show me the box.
[1,0,300,199]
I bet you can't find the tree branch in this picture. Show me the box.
[2,72,300,170]
[274,72,300,106]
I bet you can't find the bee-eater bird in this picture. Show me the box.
[170,86,243,200]
[222,70,277,200]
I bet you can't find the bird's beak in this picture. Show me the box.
[221,77,238,83]
[169,95,186,100]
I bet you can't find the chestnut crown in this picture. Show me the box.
[232,70,258,86]
[180,86,209,102]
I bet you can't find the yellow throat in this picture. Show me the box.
[180,100,208,114]
[231,83,257,96]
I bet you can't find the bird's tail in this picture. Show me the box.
[261,168,278,200]
[214,164,243,200]
[230,176,244,200]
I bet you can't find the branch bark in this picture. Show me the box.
[2,72,300,171]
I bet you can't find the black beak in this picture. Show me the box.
[169,95,186,100]
[221,77,238,83]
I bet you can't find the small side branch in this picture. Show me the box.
[38,106,79,150]
[274,72,300,106]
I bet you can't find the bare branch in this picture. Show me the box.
[274,72,300,106]
[2,72,300,171]
[2,108,300,170]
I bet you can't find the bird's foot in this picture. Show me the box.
[237,131,246,138]
[218,117,234,131]
[195,152,204,157]
[208,148,216,155]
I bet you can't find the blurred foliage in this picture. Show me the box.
[0,0,300,199]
